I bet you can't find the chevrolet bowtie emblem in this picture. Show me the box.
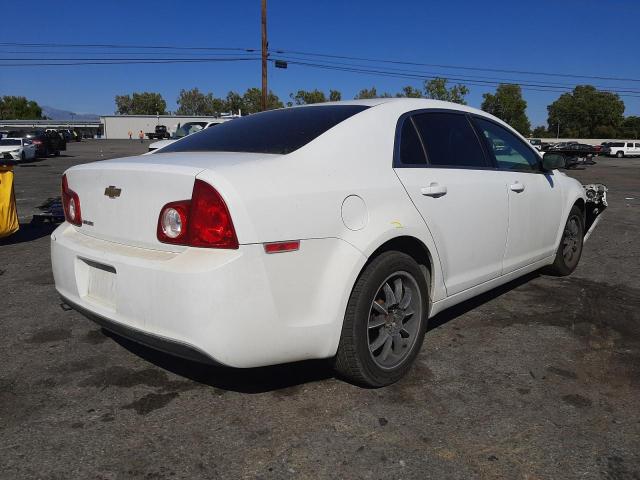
[104,186,122,199]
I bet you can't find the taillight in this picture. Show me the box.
[157,180,238,249]
[61,174,82,226]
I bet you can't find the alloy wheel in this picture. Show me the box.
[367,271,422,369]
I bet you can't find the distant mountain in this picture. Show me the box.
[42,106,100,121]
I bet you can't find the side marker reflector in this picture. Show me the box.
[264,241,300,254]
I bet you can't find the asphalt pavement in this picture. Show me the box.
[1,140,638,479]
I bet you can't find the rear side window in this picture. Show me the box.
[398,118,427,165]
[411,112,488,168]
[611,142,624,147]
[160,105,369,155]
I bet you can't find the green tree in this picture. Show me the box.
[354,87,391,99]
[620,116,640,138]
[546,85,625,138]
[241,88,283,114]
[395,85,423,98]
[329,89,342,102]
[0,96,43,119]
[115,92,167,115]
[176,88,224,115]
[289,88,342,105]
[290,89,327,105]
[481,84,531,135]
[531,125,552,138]
[224,91,243,114]
[424,78,469,104]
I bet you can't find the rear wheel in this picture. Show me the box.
[54,150,60,156]
[334,251,429,387]
[547,205,584,276]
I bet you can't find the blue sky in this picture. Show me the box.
[1,0,639,126]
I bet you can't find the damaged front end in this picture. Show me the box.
[583,183,608,242]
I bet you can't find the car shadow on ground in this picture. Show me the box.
[427,271,540,331]
[105,331,336,394]
[0,222,57,246]
[101,271,543,394]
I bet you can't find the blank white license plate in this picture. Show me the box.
[86,263,117,310]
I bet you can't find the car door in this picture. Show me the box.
[23,140,35,159]
[393,111,509,296]
[471,116,563,273]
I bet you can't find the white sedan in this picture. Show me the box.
[51,99,606,387]
[0,138,37,161]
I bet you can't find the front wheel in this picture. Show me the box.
[616,151,624,158]
[547,205,584,276]
[334,251,429,387]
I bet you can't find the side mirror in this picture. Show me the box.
[542,152,565,171]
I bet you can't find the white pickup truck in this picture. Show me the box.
[605,141,640,158]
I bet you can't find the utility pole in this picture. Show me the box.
[261,0,268,111]
[557,121,560,139]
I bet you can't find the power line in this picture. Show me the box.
[270,48,640,84]
[0,58,260,67]
[272,59,640,98]
[0,42,256,52]
[0,56,260,61]
[275,54,640,94]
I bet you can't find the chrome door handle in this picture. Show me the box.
[421,183,447,197]
[509,182,525,193]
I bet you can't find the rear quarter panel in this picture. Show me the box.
[195,102,447,303]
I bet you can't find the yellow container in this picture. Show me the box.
[0,165,19,238]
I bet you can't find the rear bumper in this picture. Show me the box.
[61,294,221,365]
[51,224,366,368]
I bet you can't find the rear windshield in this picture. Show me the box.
[159,105,369,155]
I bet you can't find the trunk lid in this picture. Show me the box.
[65,154,219,252]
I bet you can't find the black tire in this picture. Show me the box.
[616,151,624,158]
[20,152,25,161]
[54,150,60,156]
[334,251,429,387]
[547,205,584,276]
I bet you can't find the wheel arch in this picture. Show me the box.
[362,235,438,305]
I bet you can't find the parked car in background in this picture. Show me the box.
[52,99,607,387]
[528,138,543,151]
[146,125,171,140]
[606,141,640,158]
[0,138,37,161]
[55,129,73,142]
[147,120,227,152]
[23,130,67,157]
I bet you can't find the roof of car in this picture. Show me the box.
[291,97,495,118]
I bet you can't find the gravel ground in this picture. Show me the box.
[1,141,638,479]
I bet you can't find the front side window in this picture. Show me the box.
[161,105,369,155]
[473,117,540,172]
[411,112,488,168]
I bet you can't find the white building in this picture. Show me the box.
[100,115,234,139]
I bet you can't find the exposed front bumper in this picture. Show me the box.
[51,224,365,368]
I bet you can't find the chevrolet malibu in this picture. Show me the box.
[51,99,606,387]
